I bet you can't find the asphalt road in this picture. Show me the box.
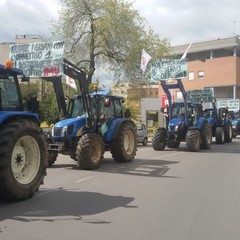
[1,138,240,240]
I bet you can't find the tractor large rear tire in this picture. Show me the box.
[215,126,224,144]
[76,133,104,170]
[186,130,200,152]
[110,122,137,163]
[200,122,212,149]
[0,119,47,201]
[224,121,233,143]
[152,128,167,151]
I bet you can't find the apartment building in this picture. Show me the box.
[172,36,240,100]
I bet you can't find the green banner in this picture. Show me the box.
[151,58,187,81]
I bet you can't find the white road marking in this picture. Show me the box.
[151,151,185,159]
[75,176,94,183]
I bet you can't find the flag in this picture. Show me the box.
[141,49,152,72]
[66,76,77,90]
[181,42,192,60]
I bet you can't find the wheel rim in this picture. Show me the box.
[222,129,224,142]
[11,136,41,185]
[124,130,135,154]
[229,125,232,139]
[193,131,200,148]
[90,141,102,163]
[207,126,212,144]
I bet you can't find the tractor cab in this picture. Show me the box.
[0,61,29,112]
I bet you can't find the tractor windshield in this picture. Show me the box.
[203,109,214,118]
[0,77,21,111]
[172,104,186,118]
[70,97,85,118]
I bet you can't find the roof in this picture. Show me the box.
[172,36,240,55]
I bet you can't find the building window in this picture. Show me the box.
[188,72,194,80]
[198,70,204,79]
[176,91,183,99]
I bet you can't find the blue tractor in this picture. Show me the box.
[48,60,137,169]
[0,61,47,201]
[152,79,212,152]
[227,110,240,138]
[202,103,232,144]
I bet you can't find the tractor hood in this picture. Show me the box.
[169,117,184,126]
[53,116,87,128]
[207,117,215,126]
[231,119,240,126]
[52,116,87,138]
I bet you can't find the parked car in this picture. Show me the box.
[135,122,148,145]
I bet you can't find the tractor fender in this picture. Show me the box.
[0,111,40,127]
[195,117,208,129]
[104,118,134,142]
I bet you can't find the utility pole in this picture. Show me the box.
[233,20,236,36]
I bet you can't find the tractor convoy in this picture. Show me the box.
[0,58,137,201]
[0,46,235,202]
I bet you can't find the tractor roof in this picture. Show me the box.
[0,64,24,76]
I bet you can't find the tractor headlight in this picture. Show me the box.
[61,126,68,137]
[168,124,179,132]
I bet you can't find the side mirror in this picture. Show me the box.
[124,109,131,118]
[27,96,39,113]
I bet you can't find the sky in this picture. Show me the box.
[1,0,240,87]
[1,0,240,45]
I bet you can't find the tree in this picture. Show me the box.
[52,0,171,85]
[38,82,59,125]
[20,82,41,109]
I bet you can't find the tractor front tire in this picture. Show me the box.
[110,122,137,163]
[224,121,233,143]
[48,152,58,167]
[152,128,167,151]
[76,133,104,170]
[215,127,224,144]
[0,119,47,201]
[200,122,212,149]
[186,130,200,152]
